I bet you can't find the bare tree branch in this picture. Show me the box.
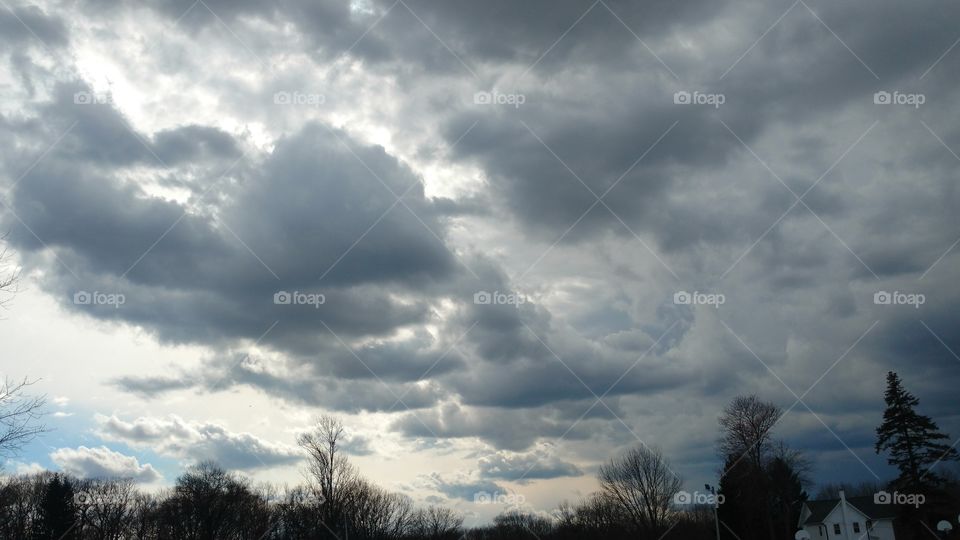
[0,377,49,458]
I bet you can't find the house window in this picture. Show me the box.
[853,522,861,533]
[834,524,842,535]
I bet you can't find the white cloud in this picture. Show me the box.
[8,461,46,475]
[50,446,162,483]
[96,414,303,471]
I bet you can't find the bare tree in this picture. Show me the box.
[0,377,47,458]
[341,477,413,539]
[0,235,20,311]
[717,394,781,469]
[0,239,46,460]
[75,477,136,540]
[297,415,358,528]
[410,505,463,540]
[597,445,682,534]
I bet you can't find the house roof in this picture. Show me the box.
[801,496,898,525]
[803,499,841,525]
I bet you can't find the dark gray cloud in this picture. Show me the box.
[3,0,960,499]
[421,472,508,503]
[390,401,622,451]
[3,81,459,361]
[0,5,68,48]
[477,446,583,483]
[112,351,450,412]
[95,0,728,72]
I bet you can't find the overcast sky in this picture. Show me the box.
[1,0,959,524]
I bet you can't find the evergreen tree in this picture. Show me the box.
[875,371,959,490]
[34,474,76,540]
[766,455,807,540]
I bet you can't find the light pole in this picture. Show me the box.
[705,484,721,540]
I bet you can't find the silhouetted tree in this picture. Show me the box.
[717,455,763,540]
[716,395,794,540]
[491,510,554,538]
[409,506,463,540]
[597,445,682,535]
[74,477,136,540]
[34,473,76,540]
[766,445,808,540]
[875,371,959,491]
[718,395,780,471]
[156,461,271,540]
[297,414,359,534]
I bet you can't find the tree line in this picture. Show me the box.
[0,373,958,539]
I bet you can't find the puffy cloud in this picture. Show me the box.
[96,415,302,471]
[478,445,583,483]
[50,446,162,483]
[420,471,509,503]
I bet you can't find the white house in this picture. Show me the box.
[798,490,897,540]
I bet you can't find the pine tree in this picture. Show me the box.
[875,371,959,490]
[34,474,77,540]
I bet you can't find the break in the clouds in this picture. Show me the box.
[1,0,960,517]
